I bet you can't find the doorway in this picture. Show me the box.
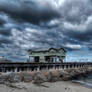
[34,56,39,63]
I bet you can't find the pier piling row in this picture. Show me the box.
[0,62,92,73]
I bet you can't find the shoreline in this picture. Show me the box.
[72,80,92,88]
[0,81,92,92]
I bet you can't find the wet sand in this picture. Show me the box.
[0,81,91,92]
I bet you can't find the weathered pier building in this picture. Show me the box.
[28,48,66,63]
[0,48,92,73]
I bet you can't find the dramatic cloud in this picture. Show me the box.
[0,0,92,61]
[0,0,60,24]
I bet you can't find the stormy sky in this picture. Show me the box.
[0,0,92,62]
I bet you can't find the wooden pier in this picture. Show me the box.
[0,62,92,72]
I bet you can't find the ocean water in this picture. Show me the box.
[72,74,92,88]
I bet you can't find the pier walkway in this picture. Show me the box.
[0,62,92,72]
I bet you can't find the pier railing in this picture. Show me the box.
[0,62,92,72]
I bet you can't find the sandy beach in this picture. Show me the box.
[0,81,91,92]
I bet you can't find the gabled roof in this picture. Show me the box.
[49,48,66,52]
[28,47,66,53]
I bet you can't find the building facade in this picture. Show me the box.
[28,48,66,63]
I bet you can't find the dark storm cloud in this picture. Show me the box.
[0,13,9,25]
[61,0,92,24]
[0,36,12,49]
[62,28,92,42]
[0,0,60,24]
[0,0,92,61]
[56,0,92,50]
[0,27,11,36]
[0,39,12,44]
[0,18,5,25]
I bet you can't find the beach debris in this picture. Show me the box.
[0,74,9,84]
[20,72,33,82]
[33,72,47,84]
[4,82,27,90]
[48,70,61,82]
[8,73,22,83]
[0,67,91,84]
